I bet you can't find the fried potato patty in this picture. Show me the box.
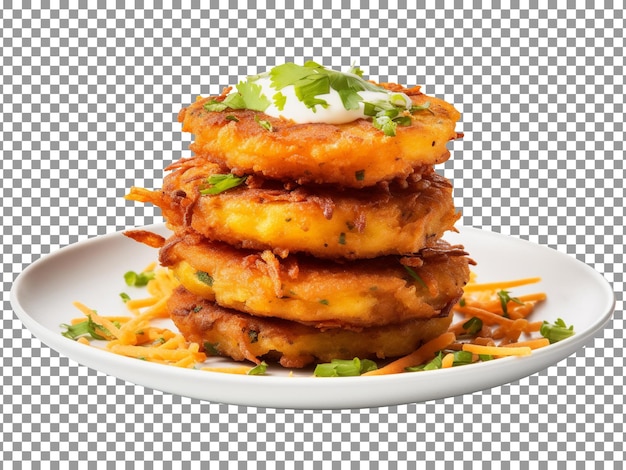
[168,285,454,368]
[159,231,470,330]
[177,85,461,187]
[126,158,460,259]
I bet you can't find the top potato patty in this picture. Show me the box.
[177,84,461,187]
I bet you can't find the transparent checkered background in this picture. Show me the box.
[2,1,624,467]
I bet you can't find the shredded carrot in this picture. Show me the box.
[441,353,455,369]
[363,332,456,376]
[503,338,550,350]
[125,297,159,310]
[462,343,532,357]
[462,277,541,292]
[69,266,209,369]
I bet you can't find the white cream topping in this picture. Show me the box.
[226,70,413,125]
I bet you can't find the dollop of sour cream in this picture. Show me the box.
[226,66,413,125]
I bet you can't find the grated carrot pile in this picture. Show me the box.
[68,264,207,369]
[367,275,552,375]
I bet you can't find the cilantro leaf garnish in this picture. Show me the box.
[200,174,247,195]
[269,61,386,113]
[224,80,271,112]
[272,91,287,111]
[540,318,575,344]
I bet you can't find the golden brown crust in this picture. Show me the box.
[159,231,470,329]
[168,285,455,368]
[177,85,461,187]
[125,157,460,259]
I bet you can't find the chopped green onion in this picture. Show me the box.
[119,292,131,303]
[124,270,155,287]
[254,114,273,131]
[196,271,214,286]
[403,265,428,289]
[225,115,239,122]
[313,357,378,377]
[540,318,575,344]
[248,361,268,375]
[497,289,524,318]
[406,351,443,372]
[462,317,483,335]
[60,314,111,341]
[248,330,259,344]
[203,342,220,356]
[200,174,247,195]
[373,115,398,136]
[410,101,434,114]
[452,350,474,366]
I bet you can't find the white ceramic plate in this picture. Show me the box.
[11,224,615,409]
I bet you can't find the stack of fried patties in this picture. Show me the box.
[128,77,471,369]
